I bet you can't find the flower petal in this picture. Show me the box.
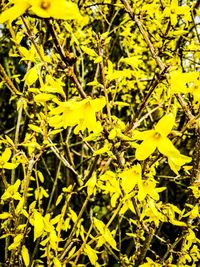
[0,4,29,24]
[155,113,175,136]
[134,130,155,140]
[90,97,106,112]
[3,162,18,170]
[168,152,191,174]
[1,148,12,162]
[135,139,157,160]
[157,137,178,157]
[49,1,82,20]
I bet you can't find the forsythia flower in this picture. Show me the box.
[49,97,106,133]
[163,0,191,26]
[1,179,21,201]
[135,113,176,160]
[169,70,199,94]
[135,113,191,173]
[0,0,82,24]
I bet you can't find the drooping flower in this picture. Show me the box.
[74,97,106,134]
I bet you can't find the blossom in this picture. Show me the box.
[135,113,177,160]
[1,179,21,201]
[135,113,191,173]
[169,70,199,94]
[0,0,82,24]
[49,97,106,133]
[74,98,106,133]
[163,0,191,26]
[168,152,191,175]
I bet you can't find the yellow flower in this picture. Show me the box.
[0,0,82,23]
[164,0,191,26]
[168,152,191,175]
[135,113,177,160]
[74,97,106,134]
[169,70,199,94]
[119,164,142,194]
[0,148,18,170]
[49,97,106,133]
[29,0,82,20]
[135,113,191,173]
[1,179,21,201]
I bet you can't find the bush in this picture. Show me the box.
[0,0,199,266]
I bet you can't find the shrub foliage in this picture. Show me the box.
[0,0,199,266]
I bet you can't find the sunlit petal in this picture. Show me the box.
[30,0,82,20]
[3,162,18,170]
[90,97,106,112]
[134,130,155,140]
[169,154,191,166]
[168,152,191,174]
[155,113,175,136]
[135,139,157,160]
[157,137,178,157]
[1,148,12,162]
[0,4,29,23]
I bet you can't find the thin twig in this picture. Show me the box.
[59,195,90,261]
[97,35,112,122]
[45,19,87,99]
[47,137,80,183]
[134,226,156,267]
[121,0,166,71]
[0,63,22,96]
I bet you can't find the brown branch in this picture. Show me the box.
[125,71,166,133]
[97,34,112,122]
[45,19,87,99]
[191,126,200,185]
[134,225,156,267]
[121,0,166,71]
[59,195,90,261]
[0,63,22,96]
